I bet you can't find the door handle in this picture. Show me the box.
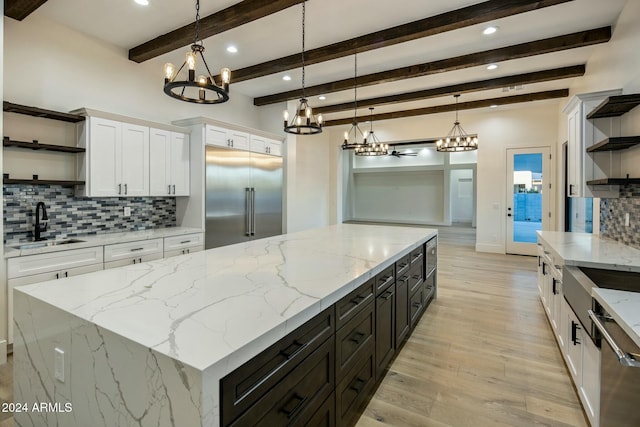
[124,183,128,195]
[250,187,256,236]
[245,188,251,236]
[118,183,122,195]
[172,184,175,194]
[589,310,640,368]
[571,321,581,346]
[168,184,171,195]
[552,278,558,295]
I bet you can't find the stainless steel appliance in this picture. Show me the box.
[205,145,282,249]
[564,266,640,427]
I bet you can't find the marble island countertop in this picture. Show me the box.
[592,288,640,348]
[536,231,640,272]
[4,226,204,258]
[15,223,437,373]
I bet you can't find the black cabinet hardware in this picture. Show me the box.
[280,394,307,419]
[571,321,581,345]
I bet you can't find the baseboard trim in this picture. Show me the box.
[0,340,6,365]
[475,243,504,254]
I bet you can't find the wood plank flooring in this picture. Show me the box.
[0,226,588,427]
[356,226,589,427]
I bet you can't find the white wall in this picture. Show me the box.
[0,6,7,363]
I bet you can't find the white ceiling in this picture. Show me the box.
[33,0,627,121]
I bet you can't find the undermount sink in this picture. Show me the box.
[11,238,85,250]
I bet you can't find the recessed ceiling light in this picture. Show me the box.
[318,95,326,100]
[226,46,238,53]
[482,26,498,35]
[486,64,498,70]
[282,75,292,81]
[490,104,498,108]
[134,0,149,5]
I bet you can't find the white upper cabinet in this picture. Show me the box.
[206,124,249,150]
[150,128,190,196]
[80,117,149,197]
[250,134,282,156]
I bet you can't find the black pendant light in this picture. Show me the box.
[282,1,323,135]
[436,95,478,152]
[342,51,367,150]
[163,0,230,104]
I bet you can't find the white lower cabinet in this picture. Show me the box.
[7,246,104,344]
[564,298,583,382]
[581,332,601,427]
[163,233,204,258]
[103,238,164,269]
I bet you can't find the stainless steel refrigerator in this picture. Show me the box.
[205,145,283,249]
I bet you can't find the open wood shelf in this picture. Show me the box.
[586,94,640,119]
[3,101,85,123]
[3,138,86,153]
[586,136,640,152]
[3,178,85,186]
[587,177,640,186]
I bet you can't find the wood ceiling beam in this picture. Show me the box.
[254,27,610,106]
[129,0,304,63]
[323,89,570,127]
[227,0,573,83]
[314,65,584,115]
[5,0,48,21]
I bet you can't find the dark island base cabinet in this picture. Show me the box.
[221,236,438,427]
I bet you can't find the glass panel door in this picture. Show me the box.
[506,147,550,255]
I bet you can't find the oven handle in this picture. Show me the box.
[589,310,640,368]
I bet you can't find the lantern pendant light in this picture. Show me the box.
[163,0,230,104]
[436,95,478,152]
[282,1,323,135]
[355,108,389,156]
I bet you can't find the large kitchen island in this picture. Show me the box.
[13,224,437,427]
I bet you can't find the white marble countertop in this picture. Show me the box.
[4,226,204,258]
[15,224,437,373]
[592,288,640,348]
[536,231,640,272]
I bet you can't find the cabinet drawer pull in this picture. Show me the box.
[412,301,421,308]
[130,248,144,252]
[280,393,306,419]
[172,184,175,194]
[180,240,191,244]
[55,273,59,279]
[349,331,366,345]
[351,294,367,305]
[412,274,421,280]
[381,290,393,300]
[118,183,122,194]
[124,183,128,195]
[350,377,367,393]
[279,340,305,360]
[399,275,409,282]
[552,278,558,295]
[542,262,547,275]
[571,321,581,346]
[168,185,171,195]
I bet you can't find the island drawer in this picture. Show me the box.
[7,246,103,279]
[336,278,375,329]
[423,274,436,305]
[335,300,374,379]
[229,336,335,427]
[375,264,395,295]
[395,254,411,276]
[306,392,336,427]
[410,245,424,266]
[221,307,335,427]
[336,349,375,427]
[408,263,424,294]
[103,238,164,263]
[163,233,204,252]
[410,286,424,328]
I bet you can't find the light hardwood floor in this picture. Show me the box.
[356,226,589,427]
[0,226,588,427]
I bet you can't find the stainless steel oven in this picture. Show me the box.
[589,306,640,427]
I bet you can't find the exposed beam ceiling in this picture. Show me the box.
[5,0,48,21]
[315,65,584,115]
[129,0,304,63]
[254,27,610,106]
[324,89,570,126]
[226,0,573,83]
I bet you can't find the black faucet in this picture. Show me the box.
[34,202,48,241]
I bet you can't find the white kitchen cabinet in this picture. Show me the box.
[7,246,104,343]
[206,124,249,150]
[581,332,601,427]
[249,135,282,157]
[80,117,149,197]
[563,90,622,198]
[103,238,164,269]
[163,233,204,258]
[149,128,190,196]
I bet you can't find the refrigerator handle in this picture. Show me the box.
[251,188,256,236]
[245,187,251,236]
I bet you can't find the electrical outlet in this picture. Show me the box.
[625,213,630,227]
[124,207,131,217]
[54,347,65,382]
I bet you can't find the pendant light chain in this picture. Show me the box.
[194,0,201,45]
[353,49,358,120]
[455,94,459,123]
[301,1,306,98]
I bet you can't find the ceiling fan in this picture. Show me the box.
[389,148,418,158]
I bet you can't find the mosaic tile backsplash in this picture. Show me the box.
[600,184,640,250]
[3,184,176,244]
